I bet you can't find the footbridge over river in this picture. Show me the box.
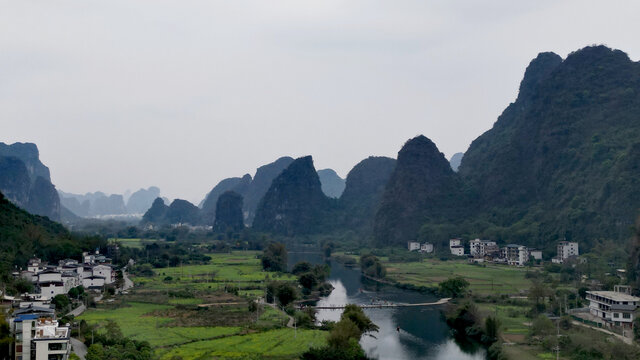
[312,297,451,310]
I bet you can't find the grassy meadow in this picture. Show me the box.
[384,260,532,296]
[78,251,325,359]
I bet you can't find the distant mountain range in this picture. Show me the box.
[58,187,167,218]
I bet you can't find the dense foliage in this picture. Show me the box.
[302,305,376,360]
[261,242,288,272]
[0,191,104,294]
[359,254,386,279]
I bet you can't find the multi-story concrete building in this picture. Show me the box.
[92,264,114,284]
[529,249,543,261]
[450,238,465,256]
[469,239,498,257]
[420,243,433,253]
[553,241,579,263]
[503,244,529,266]
[407,242,420,251]
[586,287,640,330]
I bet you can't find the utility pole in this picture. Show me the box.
[556,319,560,360]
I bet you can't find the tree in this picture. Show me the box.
[484,316,500,343]
[530,315,554,336]
[86,343,105,360]
[261,242,287,272]
[275,282,297,306]
[327,319,362,349]
[299,272,318,291]
[341,304,379,334]
[360,254,386,279]
[292,261,312,275]
[438,277,469,298]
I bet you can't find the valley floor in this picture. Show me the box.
[77,251,327,359]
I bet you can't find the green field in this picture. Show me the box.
[384,260,532,296]
[133,251,295,296]
[77,302,243,348]
[477,303,530,335]
[109,238,161,249]
[79,251,320,359]
[159,328,327,360]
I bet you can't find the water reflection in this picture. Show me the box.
[289,251,485,360]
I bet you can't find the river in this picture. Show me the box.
[288,250,486,360]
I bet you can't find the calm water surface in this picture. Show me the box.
[288,250,485,360]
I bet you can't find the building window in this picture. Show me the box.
[614,313,619,318]
[49,342,67,350]
[623,313,631,319]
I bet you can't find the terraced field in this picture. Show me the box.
[78,251,322,359]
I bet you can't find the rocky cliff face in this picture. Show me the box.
[201,175,252,225]
[213,191,244,232]
[253,156,331,235]
[243,157,294,224]
[338,156,396,232]
[374,136,464,245]
[459,46,640,245]
[165,199,202,225]
[317,169,345,198]
[141,198,169,224]
[0,142,60,220]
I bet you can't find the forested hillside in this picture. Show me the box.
[0,191,103,284]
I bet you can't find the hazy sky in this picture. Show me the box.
[2,1,640,203]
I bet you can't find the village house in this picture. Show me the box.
[469,239,498,257]
[408,242,434,253]
[9,304,70,360]
[407,242,420,251]
[502,244,529,266]
[449,238,465,256]
[585,285,640,330]
[552,241,579,264]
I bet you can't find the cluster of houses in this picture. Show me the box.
[1,249,121,360]
[15,250,116,301]
[422,238,581,267]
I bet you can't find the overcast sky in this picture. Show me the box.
[2,1,640,203]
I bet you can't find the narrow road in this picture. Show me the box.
[66,304,86,317]
[122,268,134,291]
[571,321,633,345]
[259,299,295,328]
[71,337,87,360]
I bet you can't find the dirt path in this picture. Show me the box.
[571,321,634,345]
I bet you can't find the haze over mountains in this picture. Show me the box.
[1,45,638,256]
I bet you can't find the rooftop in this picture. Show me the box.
[587,291,640,302]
